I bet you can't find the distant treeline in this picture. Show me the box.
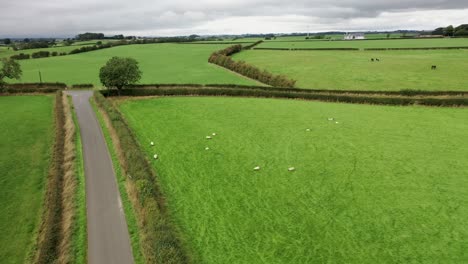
[432,24,468,36]
[208,44,296,88]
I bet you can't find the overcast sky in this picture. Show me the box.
[1,0,467,37]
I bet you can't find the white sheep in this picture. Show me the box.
[153,154,158,160]
[254,166,261,171]
[328,118,334,121]
[335,121,339,124]
[150,141,154,146]
[206,136,212,139]
[288,167,296,171]
[306,129,311,132]
[212,133,217,136]
[205,147,210,150]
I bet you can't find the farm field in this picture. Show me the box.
[9,43,258,86]
[256,38,468,49]
[0,45,94,59]
[118,96,468,264]
[0,39,119,58]
[0,96,54,263]
[233,49,468,90]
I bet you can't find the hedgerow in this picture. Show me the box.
[101,87,468,107]
[71,84,94,89]
[208,45,296,87]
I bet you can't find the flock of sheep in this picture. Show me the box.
[149,117,339,173]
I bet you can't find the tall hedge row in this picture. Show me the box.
[127,84,468,97]
[93,92,193,264]
[242,40,263,50]
[102,87,468,107]
[208,45,296,88]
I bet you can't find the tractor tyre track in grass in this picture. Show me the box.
[67,91,134,264]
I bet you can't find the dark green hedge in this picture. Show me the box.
[93,92,193,264]
[71,84,94,88]
[6,82,67,88]
[208,45,296,87]
[242,40,263,50]
[124,84,468,97]
[102,87,468,107]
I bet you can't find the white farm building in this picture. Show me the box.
[344,33,365,40]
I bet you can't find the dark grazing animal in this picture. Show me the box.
[376,58,380,62]
[371,58,374,62]
[431,65,437,70]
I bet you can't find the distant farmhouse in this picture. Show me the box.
[344,33,365,40]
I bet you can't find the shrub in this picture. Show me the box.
[10,53,31,60]
[31,51,50,58]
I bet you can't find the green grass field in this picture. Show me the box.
[0,45,94,59]
[118,96,468,263]
[234,49,468,90]
[257,38,468,49]
[9,43,258,86]
[0,40,118,58]
[0,96,54,263]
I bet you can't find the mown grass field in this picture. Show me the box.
[118,96,468,264]
[0,96,54,263]
[257,38,468,49]
[234,49,468,90]
[9,43,258,86]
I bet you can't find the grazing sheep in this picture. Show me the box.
[153,154,158,160]
[206,136,212,139]
[288,167,295,171]
[212,133,217,136]
[306,129,311,132]
[150,141,154,146]
[328,118,334,121]
[205,147,210,150]
[254,166,261,171]
[335,121,339,124]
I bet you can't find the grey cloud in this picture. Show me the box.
[0,0,467,37]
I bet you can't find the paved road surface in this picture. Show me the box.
[68,91,134,264]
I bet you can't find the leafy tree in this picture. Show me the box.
[99,57,141,94]
[444,25,454,36]
[3,38,11,45]
[432,27,444,35]
[0,58,22,87]
[454,24,468,36]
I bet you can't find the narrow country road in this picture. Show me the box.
[68,91,134,264]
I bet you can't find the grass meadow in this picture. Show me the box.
[118,96,468,263]
[0,96,54,263]
[257,38,468,49]
[9,44,258,86]
[0,40,117,58]
[234,49,468,90]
